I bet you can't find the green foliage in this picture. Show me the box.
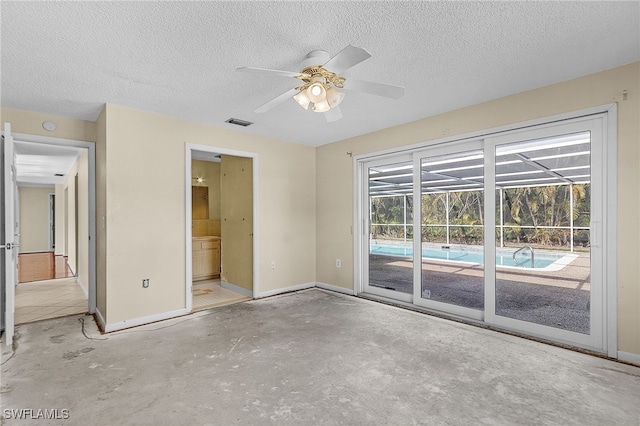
[370,184,590,248]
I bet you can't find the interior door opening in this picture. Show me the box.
[2,126,96,344]
[187,147,256,312]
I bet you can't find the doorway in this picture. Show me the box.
[5,131,96,328]
[357,111,615,354]
[185,144,257,312]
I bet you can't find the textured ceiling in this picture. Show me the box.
[14,140,82,185]
[2,1,639,147]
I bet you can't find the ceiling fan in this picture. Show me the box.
[237,45,405,122]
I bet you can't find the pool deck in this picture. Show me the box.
[372,251,590,291]
[368,252,591,334]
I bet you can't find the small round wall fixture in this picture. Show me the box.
[42,120,57,131]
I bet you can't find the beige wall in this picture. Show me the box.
[95,107,107,318]
[54,184,65,255]
[316,62,640,355]
[18,186,53,253]
[192,159,221,220]
[1,108,96,142]
[102,104,316,324]
[220,155,253,291]
[191,159,221,237]
[59,150,89,292]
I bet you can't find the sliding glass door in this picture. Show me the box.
[413,142,485,320]
[358,114,611,353]
[484,118,605,350]
[364,154,414,302]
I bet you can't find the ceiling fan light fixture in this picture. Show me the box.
[306,78,327,103]
[312,100,330,113]
[293,90,311,109]
[326,87,345,108]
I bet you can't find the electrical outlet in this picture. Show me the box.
[336,259,341,268]
[142,279,149,288]
[271,261,276,270]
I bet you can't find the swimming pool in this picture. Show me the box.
[370,243,578,271]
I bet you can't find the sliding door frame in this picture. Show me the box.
[359,152,414,303]
[411,139,486,321]
[484,116,608,353]
[354,104,617,356]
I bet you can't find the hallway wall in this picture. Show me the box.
[18,185,53,253]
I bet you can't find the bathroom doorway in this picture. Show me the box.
[185,145,257,312]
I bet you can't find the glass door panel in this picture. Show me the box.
[493,132,592,334]
[417,148,485,318]
[365,158,414,301]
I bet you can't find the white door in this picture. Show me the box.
[2,122,18,346]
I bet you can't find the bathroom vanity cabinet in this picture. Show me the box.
[192,236,221,281]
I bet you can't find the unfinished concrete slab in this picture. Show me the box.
[2,289,639,425]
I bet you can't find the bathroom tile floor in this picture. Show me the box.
[15,277,87,324]
[192,279,251,310]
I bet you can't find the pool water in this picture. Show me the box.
[370,244,568,269]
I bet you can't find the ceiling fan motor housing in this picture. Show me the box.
[301,50,331,70]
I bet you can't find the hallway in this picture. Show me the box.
[15,278,87,324]
[15,253,86,324]
[18,252,75,283]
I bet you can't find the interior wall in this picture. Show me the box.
[191,159,221,237]
[220,155,253,291]
[17,186,53,253]
[103,104,316,324]
[54,184,65,255]
[316,61,640,356]
[192,159,221,219]
[0,107,96,141]
[64,174,77,274]
[95,107,107,319]
[60,150,89,291]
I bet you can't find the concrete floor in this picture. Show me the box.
[2,289,639,425]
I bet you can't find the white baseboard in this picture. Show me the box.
[254,282,315,298]
[104,308,189,333]
[76,277,89,298]
[316,282,356,295]
[617,351,640,366]
[221,281,254,297]
[94,307,106,331]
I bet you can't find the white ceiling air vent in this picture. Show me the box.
[226,118,253,127]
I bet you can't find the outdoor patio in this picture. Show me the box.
[369,251,591,334]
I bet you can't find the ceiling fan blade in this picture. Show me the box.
[254,88,300,113]
[343,78,405,99]
[237,67,310,79]
[324,106,343,122]
[322,45,372,74]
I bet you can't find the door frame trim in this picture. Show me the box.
[9,132,97,315]
[353,103,617,357]
[184,143,259,312]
